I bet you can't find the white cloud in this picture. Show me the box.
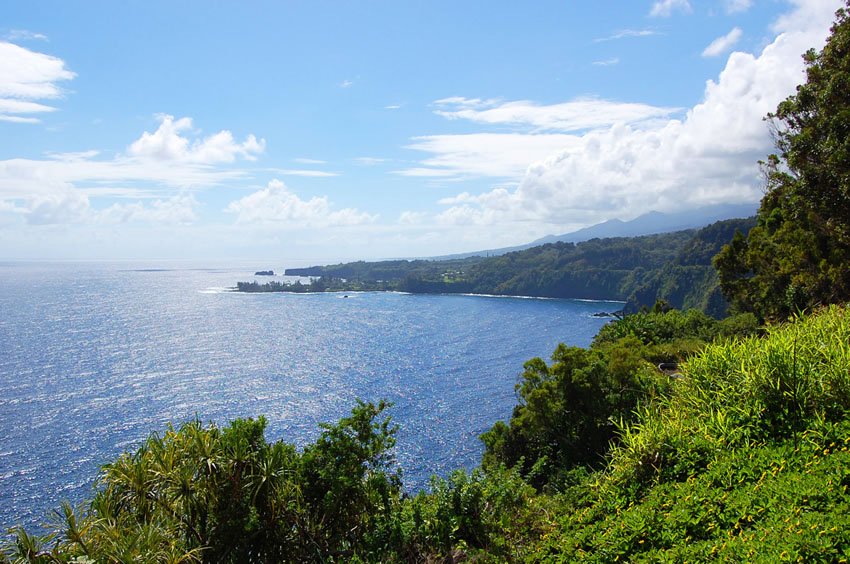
[724,0,753,14]
[265,168,339,177]
[0,115,265,226]
[0,41,74,123]
[432,97,680,133]
[0,115,40,124]
[354,157,389,166]
[772,0,840,35]
[650,0,692,17]
[24,183,90,225]
[398,211,428,225]
[593,58,620,66]
[99,194,198,224]
[0,98,56,115]
[433,96,500,108]
[339,79,354,88]
[44,150,100,161]
[226,179,376,227]
[128,114,265,163]
[394,167,461,178]
[5,30,48,41]
[594,29,658,42]
[396,133,581,178]
[702,27,743,57]
[0,200,18,213]
[0,153,248,203]
[399,97,681,178]
[436,0,841,231]
[385,104,402,110]
[293,157,326,164]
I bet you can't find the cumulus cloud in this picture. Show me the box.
[399,97,681,179]
[128,114,264,163]
[23,183,90,225]
[702,27,743,57]
[436,0,841,230]
[0,41,75,123]
[0,115,264,226]
[0,181,92,225]
[398,211,428,225]
[772,0,840,35]
[5,191,199,226]
[99,194,198,224]
[0,200,18,213]
[650,0,692,17]
[226,179,376,227]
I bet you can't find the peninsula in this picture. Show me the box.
[236,217,755,318]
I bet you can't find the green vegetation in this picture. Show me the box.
[715,3,850,321]
[235,277,392,294]
[263,230,695,301]
[6,307,848,562]
[3,401,402,563]
[623,217,755,317]
[532,305,850,562]
[8,4,850,562]
[247,219,754,317]
[479,306,759,490]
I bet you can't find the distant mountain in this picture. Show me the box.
[433,203,758,260]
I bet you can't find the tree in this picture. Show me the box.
[3,402,402,563]
[715,2,850,321]
[479,339,666,488]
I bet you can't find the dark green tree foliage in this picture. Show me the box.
[275,226,757,315]
[715,3,850,321]
[399,466,540,560]
[480,307,761,489]
[284,231,694,300]
[480,346,615,486]
[624,217,756,317]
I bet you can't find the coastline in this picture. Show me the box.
[233,284,626,305]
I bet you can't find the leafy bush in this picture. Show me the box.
[607,305,850,492]
[3,401,402,563]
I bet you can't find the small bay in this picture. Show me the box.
[0,261,620,531]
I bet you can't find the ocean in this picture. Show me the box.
[0,261,620,532]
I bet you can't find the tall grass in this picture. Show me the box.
[606,306,850,491]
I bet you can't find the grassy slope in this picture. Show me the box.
[523,306,850,562]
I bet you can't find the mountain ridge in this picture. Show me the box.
[432,203,757,260]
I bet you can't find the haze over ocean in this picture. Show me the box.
[0,262,619,531]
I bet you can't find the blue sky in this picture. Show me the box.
[0,0,842,262]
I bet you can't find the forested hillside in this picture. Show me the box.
[281,218,754,316]
[622,217,756,317]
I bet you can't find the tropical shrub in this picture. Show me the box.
[2,401,402,563]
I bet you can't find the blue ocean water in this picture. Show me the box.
[0,261,620,532]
